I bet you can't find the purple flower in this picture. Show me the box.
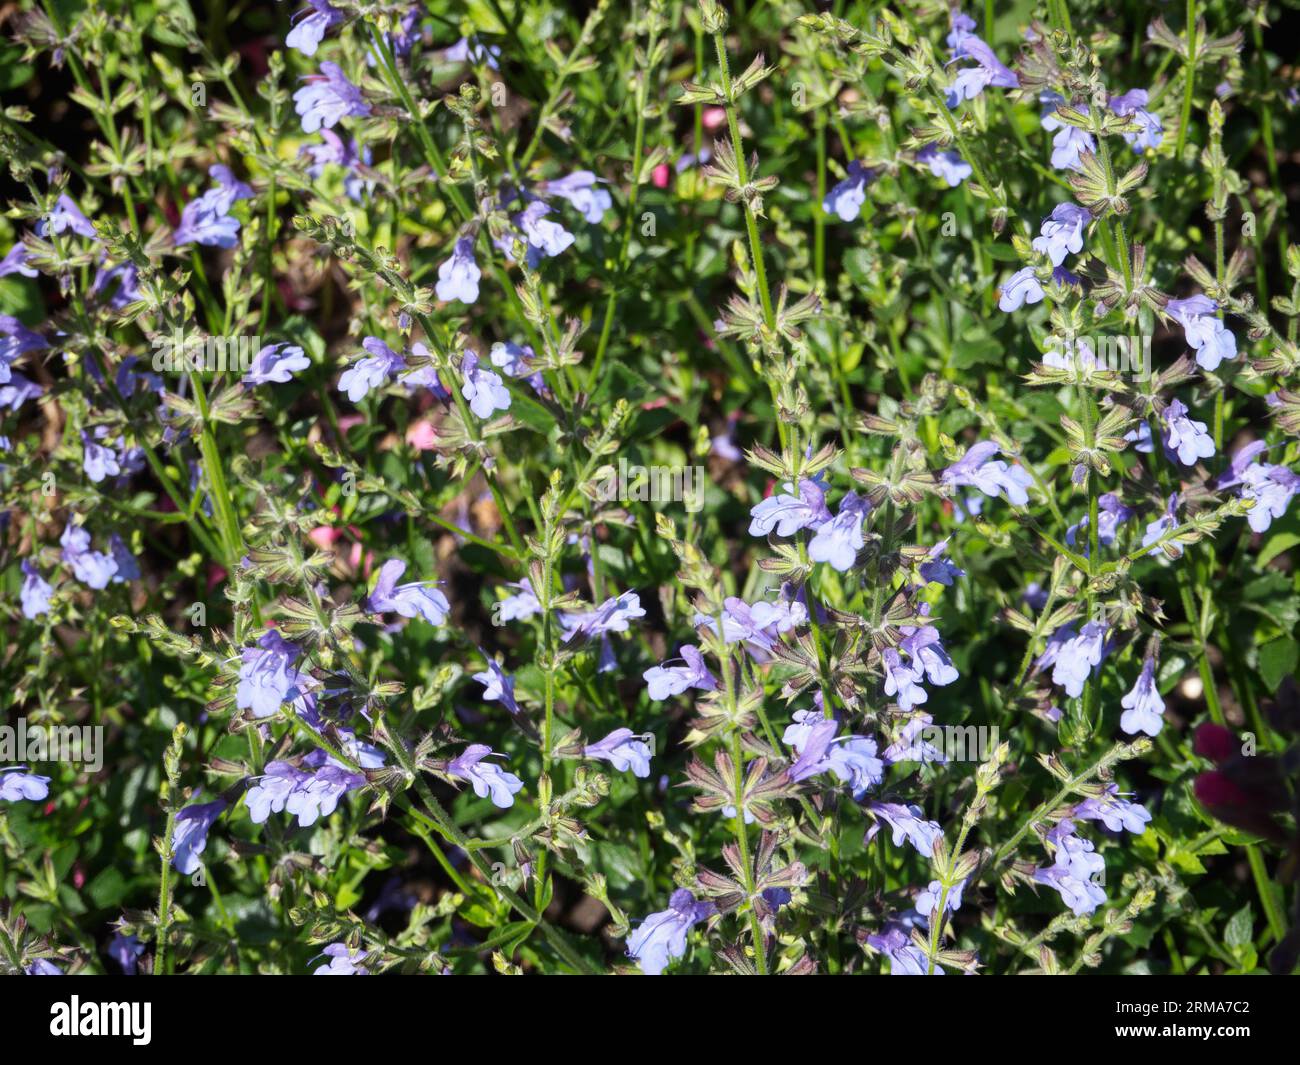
[496,578,541,622]
[919,539,965,586]
[945,36,1019,107]
[1109,88,1164,152]
[942,441,1033,505]
[109,534,139,583]
[243,343,310,386]
[916,878,966,920]
[946,11,977,56]
[1162,398,1215,466]
[90,260,140,309]
[1066,492,1133,550]
[626,888,715,975]
[0,315,46,377]
[867,918,936,975]
[1031,202,1090,266]
[1141,492,1183,558]
[1166,295,1237,371]
[81,430,121,483]
[285,764,366,827]
[1050,620,1109,698]
[170,799,226,875]
[460,351,511,418]
[900,625,960,686]
[882,648,927,711]
[643,644,717,700]
[20,560,53,619]
[1120,657,1165,736]
[436,237,481,304]
[784,710,884,798]
[60,522,118,589]
[693,595,806,662]
[748,478,831,537]
[516,201,574,257]
[0,766,51,802]
[1033,820,1106,916]
[286,0,345,56]
[368,558,451,625]
[236,630,302,718]
[1041,103,1096,171]
[561,591,646,642]
[314,942,368,975]
[36,194,97,240]
[0,244,36,279]
[293,62,371,133]
[173,166,254,248]
[108,933,145,975]
[882,713,947,765]
[997,267,1046,312]
[245,760,310,823]
[541,171,613,224]
[1217,440,1269,490]
[807,491,870,572]
[917,145,971,187]
[1239,462,1300,533]
[444,36,501,70]
[867,802,943,856]
[300,130,371,200]
[584,728,652,777]
[472,656,521,716]
[447,744,524,808]
[822,160,873,221]
[338,337,405,402]
[1072,784,1152,835]
[25,959,64,975]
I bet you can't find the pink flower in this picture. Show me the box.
[406,418,440,450]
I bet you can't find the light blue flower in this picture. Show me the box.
[1031,202,1090,266]
[338,337,405,402]
[1162,398,1215,466]
[626,888,715,975]
[368,558,450,624]
[447,744,524,808]
[243,343,310,386]
[807,491,870,571]
[1033,820,1106,916]
[1166,295,1237,371]
[460,351,511,418]
[917,145,971,187]
[0,766,51,802]
[286,0,344,57]
[20,560,53,619]
[293,61,371,133]
[170,799,226,875]
[868,801,943,856]
[585,728,652,777]
[748,478,830,538]
[822,160,873,221]
[643,644,717,700]
[1120,657,1165,736]
[436,237,481,304]
[997,267,1045,312]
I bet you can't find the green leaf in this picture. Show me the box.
[1258,636,1298,693]
[1224,903,1253,950]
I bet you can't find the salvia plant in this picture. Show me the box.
[0,0,1298,979]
